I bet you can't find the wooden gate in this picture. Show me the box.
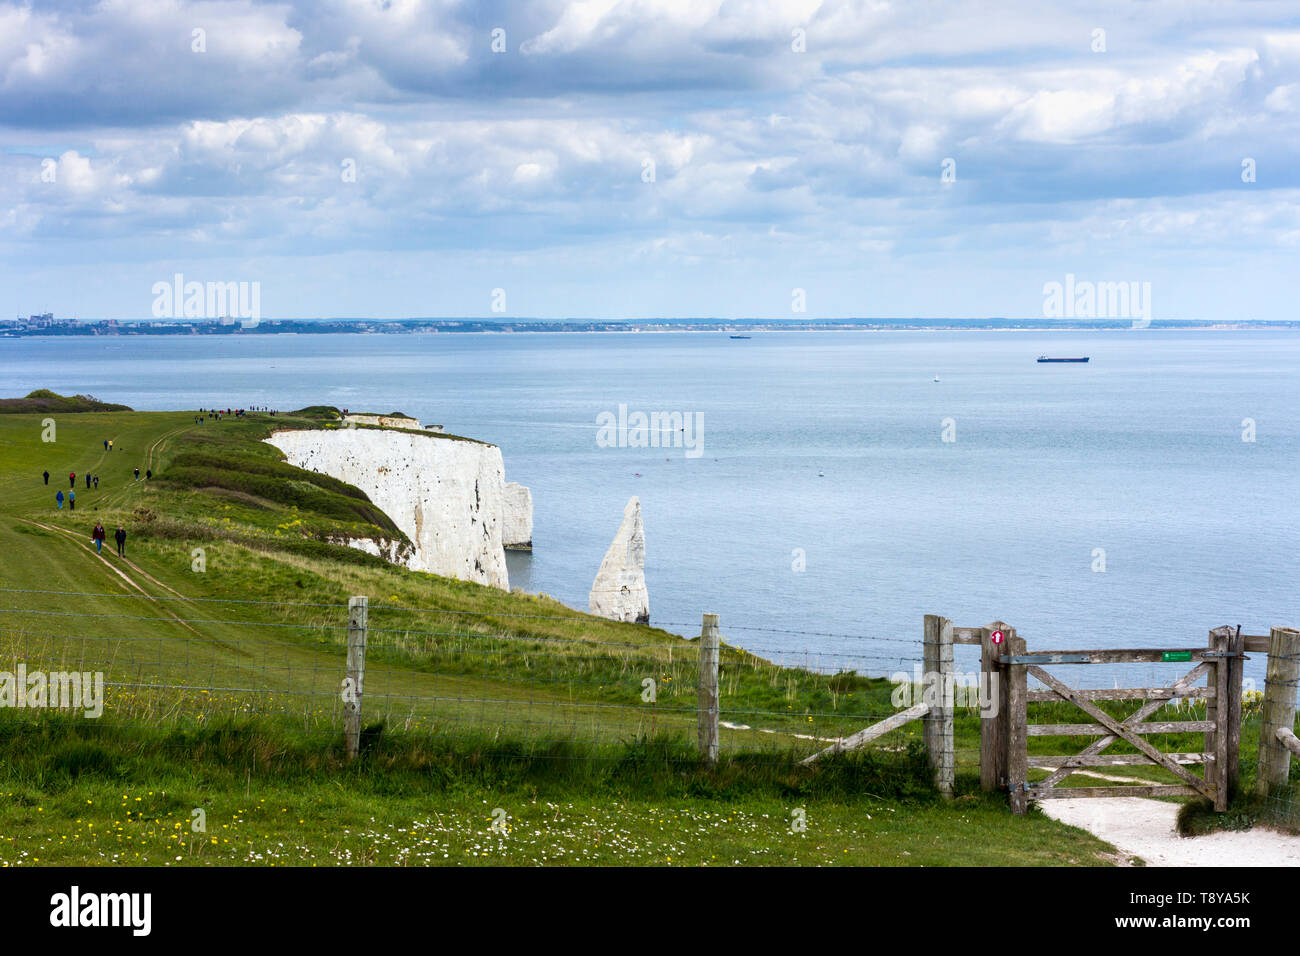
[1001,626,1245,814]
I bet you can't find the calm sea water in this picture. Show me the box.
[3,329,1297,686]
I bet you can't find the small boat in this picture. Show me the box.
[729,334,752,340]
[933,375,940,382]
[1037,355,1089,363]
[818,470,825,477]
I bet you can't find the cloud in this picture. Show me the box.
[2,0,1299,318]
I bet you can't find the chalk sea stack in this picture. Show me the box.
[589,496,649,624]
[502,482,533,551]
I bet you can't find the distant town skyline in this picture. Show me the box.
[2,1,1298,321]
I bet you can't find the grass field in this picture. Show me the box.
[0,394,1225,865]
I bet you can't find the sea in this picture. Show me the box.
[3,328,1297,688]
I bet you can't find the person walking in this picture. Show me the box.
[43,469,49,485]
[108,440,113,452]
[134,467,140,480]
[85,473,91,489]
[103,439,108,451]
[56,490,64,509]
[69,471,76,489]
[114,525,126,557]
[68,490,75,511]
[92,521,106,554]
[145,469,152,480]
[93,475,99,489]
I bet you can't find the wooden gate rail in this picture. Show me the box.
[799,702,930,766]
[778,614,1290,812]
[945,615,1300,811]
[1023,663,1216,802]
[998,630,1245,814]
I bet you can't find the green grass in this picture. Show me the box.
[0,712,1114,867]
[0,401,1128,865]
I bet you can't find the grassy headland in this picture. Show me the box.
[0,393,1125,865]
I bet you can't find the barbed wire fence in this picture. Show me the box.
[0,589,950,773]
[1,587,1293,812]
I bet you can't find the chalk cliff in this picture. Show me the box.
[266,428,510,589]
[589,496,649,624]
[343,414,443,433]
[503,482,533,550]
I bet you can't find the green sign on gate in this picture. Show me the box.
[1162,651,1192,662]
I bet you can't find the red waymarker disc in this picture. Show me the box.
[991,630,1004,645]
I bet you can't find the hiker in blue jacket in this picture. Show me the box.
[56,490,64,509]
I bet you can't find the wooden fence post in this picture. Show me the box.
[1210,628,1230,811]
[1257,626,1300,797]
[923,614,955,798]
[697,613,720,766]
[980,621,1010,792]
[1209,625,1245,798]
[344,595,368,761]
[1006,631,1028,814]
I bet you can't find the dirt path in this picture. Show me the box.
[18,517,205,637]
[1039,797,1300,866]
[146,423,192,472]
[719,719,841,743]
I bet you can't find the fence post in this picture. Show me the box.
[980,621,1010,792]
[1210,625,1244,798]
[923,614,954,798]
[1257,626,1300,797]
[697,613,720,766]
[1210,629,1230,811]
[1006,630,1028,814]
[344,595,368,761]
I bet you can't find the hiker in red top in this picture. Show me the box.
[69,471,76,488]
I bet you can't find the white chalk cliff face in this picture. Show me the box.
[266,428,510,589]
[589,496,649,624]
[502,482,533,550]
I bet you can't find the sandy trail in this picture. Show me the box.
[1039,797,1300,866]
[19,518,204,637]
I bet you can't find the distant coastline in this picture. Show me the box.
[3,317,1297,337]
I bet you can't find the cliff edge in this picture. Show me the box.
[266,427,510,589]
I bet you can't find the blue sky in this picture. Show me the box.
[2,0,1298,320]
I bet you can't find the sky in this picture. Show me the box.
[2,0,1298,321]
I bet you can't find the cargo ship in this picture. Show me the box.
[1037,355,1089,363]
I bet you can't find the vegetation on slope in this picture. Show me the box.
[0,396,1125,865]
[0,389,132,414]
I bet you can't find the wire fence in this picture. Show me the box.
[1,590,1293,800]
[0,591,957,766]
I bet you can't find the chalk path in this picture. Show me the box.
[1040,797,1300,866]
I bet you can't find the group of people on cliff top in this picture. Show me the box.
[44,461,150,506]
[197,406,280,422]
[90,521,128,556]
[40,434,145,554]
